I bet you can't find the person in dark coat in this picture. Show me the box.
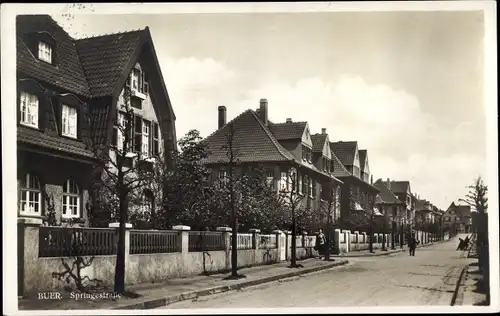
[315,229,326,259]
[408,232,419,256]
[457,238,464,251]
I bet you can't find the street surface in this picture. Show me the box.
[160,234,468,308]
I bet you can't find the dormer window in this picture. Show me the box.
[126,64,148,98]
[301,145,312,163]
[20,91,39,128]
[61,104,78,138]
[38,41,52,64]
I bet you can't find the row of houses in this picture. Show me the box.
[16,15,470,236]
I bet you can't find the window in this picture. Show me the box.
[308,176,313,198]
[266,170,274,188]
[61,105,78,138]
[141,190,154,214]
[20,92,39,128]
[38,41,52,63]
[302,174,307,194]
[142,120,150,157]
[62,179,80,218]
[330,160,335,173]
[131,68,140,91]
[19,173,42,215]
[302,147,307,161]
[219,170,227,182]
[280,171,289,192]
[128,66,148,94]
[312,179,316,198]
[152,122,160,156]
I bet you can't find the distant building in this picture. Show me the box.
[202,99,343,231]
[386,179,415,231]
[443,202,472,233]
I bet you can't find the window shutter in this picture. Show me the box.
[152,122,159,155]
[112,127,118,146]
[134,116,142,153]
[127,112,135,152]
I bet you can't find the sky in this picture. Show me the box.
[48,8,487,210]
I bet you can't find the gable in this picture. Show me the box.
[301,123,313,148]
[353,146,360,169]
[322,136,331,159]
[364,156,370,175]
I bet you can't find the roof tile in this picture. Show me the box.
[268,121,307,140]
[75,30,144,97]
[311,134,327,152]
[17,126,94,158]
[331,141,357,166]
[16,15,91,97]
[203,110,295,164]
[374,179,404,204]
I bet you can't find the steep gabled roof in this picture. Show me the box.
[16,15,92,97]
[311,134,327,152]
[359,149,367,171]
[374,179,404,204]
[330,141,357,166]
[75,29,145,97]
[203,110,295,164]
[330,149,351,178]
[268,121,307,140]
[389,181,410,194]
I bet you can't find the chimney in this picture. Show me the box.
[386,178,391,190]
[218,105,226,129]
[286,118,292,123]
[259,98,268,126]
[321,128,327,135]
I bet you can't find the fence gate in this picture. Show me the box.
[279,233,286,261]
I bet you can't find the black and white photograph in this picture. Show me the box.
[1,2,498,315]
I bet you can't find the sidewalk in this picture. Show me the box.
[460,262,489,306]
[332,238,453,258]
[18,257,349,310]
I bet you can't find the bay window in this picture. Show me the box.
[62,179,80,218]
[62,105,78,138]
[19,173,42,215]
[20,92,39,128]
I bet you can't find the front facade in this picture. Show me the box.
[374,179,405,236]
[203,99,344,231]
[330,142,380,231]
[386,179,415,231]
[16,15,177,226]
[443,202,472,233]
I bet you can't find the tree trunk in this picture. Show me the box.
[368,213,374,253]
[114,194,128,294]
[325,213,331,261]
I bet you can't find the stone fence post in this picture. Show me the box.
[216,226,232,269]
[249,228,261,250]
[109,222,133,284]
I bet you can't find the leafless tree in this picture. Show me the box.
[277,166,307,268]
[83,86,154,294]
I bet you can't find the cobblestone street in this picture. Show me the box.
[161,236,468,308]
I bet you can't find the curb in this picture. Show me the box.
[113,259,349,309]
[451,264,469,306]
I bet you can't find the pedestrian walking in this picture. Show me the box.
[315,229,326,259]
[408,232,419,256]
[456,238,464,251]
